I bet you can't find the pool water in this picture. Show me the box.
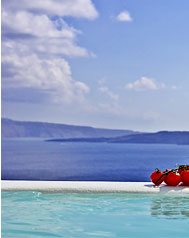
[2,192,189,237]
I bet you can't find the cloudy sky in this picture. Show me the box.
[2,0,189,131]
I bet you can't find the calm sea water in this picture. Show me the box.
[2,192,189,238]
[2,139,189,181]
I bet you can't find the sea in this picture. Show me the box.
[2,139,189,181]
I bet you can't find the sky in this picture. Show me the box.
[2,0,189,131]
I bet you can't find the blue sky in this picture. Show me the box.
[2,0,189,131]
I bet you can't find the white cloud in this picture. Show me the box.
[2,9,91,58]
[2,0,98,20]
[2,10,77,38]
[171,85,181,90]
[99,87,119,101]
[125,77,180,92]
[125,77,159,91]
[98,77,107,86]
[2,51,89,103]
[2,0,98,104]
[98,102,123,116]
[117,11,132,22]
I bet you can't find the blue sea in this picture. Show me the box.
[2,139,189,181]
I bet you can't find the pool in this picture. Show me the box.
[2,192,189,237]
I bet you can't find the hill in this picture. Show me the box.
[110,131,189,145]
[1,118,138,138]
[47,131,189,145]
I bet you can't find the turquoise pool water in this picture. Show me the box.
[2,192,189,238]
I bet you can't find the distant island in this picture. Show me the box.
[47,131,189,145]
[1,118,138,138]
[2,118,189,145]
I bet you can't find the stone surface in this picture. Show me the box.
[2,181,189,194]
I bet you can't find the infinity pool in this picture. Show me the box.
[2,192,189,237]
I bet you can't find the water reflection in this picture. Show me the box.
[151,195,189,220]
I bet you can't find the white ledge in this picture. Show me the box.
[2,181,189,194]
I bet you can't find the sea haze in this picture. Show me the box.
[2,139,189,181]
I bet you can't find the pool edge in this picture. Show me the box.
[2,181,189,194]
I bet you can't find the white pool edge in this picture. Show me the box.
[2,181,189,194]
